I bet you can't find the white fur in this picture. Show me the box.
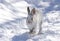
[26,7,43,37]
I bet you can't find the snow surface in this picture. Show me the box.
[0,0,60,41]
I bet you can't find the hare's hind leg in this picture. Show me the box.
[38,21,42,34]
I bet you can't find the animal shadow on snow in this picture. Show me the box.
[12,32,30,41]
[12,29,60,41]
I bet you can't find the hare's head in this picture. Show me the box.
[27,7,36,23]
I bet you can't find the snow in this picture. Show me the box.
[39,1,50,7]
[0,0,60,41]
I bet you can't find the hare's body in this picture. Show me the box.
[26,7,43,36]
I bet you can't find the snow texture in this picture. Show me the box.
[0,0,60,41]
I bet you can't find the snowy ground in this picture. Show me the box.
[0,0,60,41]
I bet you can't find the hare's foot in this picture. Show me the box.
[29,29,36,37]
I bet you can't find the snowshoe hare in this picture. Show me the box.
[26,7,43,36]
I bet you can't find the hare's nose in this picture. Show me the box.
[28,21,32,23]
[28,18,33,23]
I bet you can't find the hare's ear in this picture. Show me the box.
[27,7,30,14]
[31,8,36,14]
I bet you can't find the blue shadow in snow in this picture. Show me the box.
[12,32,30,41]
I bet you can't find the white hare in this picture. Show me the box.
[26,7,43,36]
